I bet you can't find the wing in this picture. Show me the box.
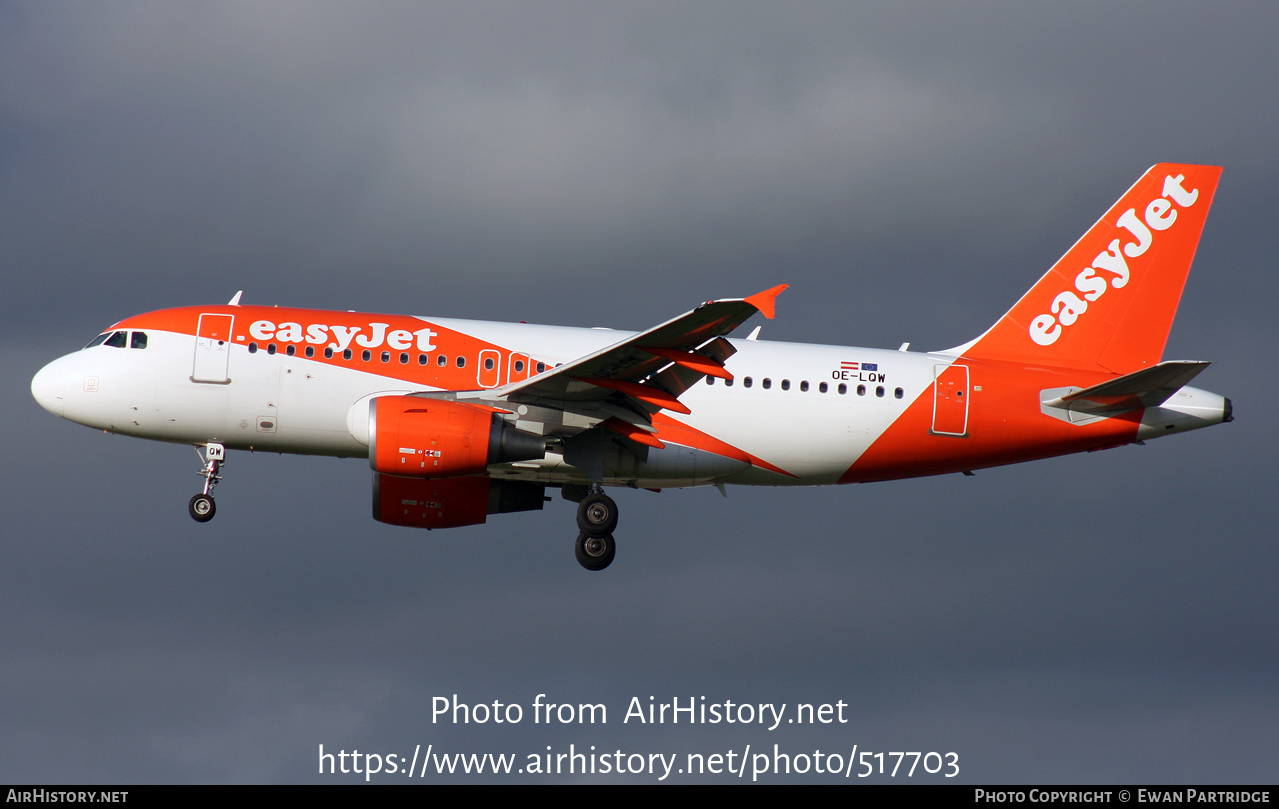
[483,285,786,444]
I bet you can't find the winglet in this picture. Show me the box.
[744,284,788,319]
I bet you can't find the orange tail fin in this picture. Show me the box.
[957,164,1221,374]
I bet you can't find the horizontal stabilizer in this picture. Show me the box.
[1043,360,1211,414]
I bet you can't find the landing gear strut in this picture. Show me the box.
[189,442,224,523]
[574,486,618,571]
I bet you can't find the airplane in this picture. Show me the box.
[31,164,1231,570]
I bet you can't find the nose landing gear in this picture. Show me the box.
[574,487,618,571]
[189,442,224,523]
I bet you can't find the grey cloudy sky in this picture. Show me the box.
[3,2,1277,783]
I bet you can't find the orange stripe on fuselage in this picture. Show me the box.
[112,305,550,390]
[839,359,1141,484]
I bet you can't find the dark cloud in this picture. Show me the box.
[3,1,1276,783]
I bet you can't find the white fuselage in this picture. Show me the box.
[31,313,1224,491]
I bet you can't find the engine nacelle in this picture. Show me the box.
[373,474,546,530]
[369,396,544,477]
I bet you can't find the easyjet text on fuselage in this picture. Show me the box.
[247,319,439,353]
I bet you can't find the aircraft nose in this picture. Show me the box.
[31,357,71,417]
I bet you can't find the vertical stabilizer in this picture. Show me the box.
[958,164,1221,374]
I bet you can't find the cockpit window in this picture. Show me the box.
[104,331,128,348]
[130,331,148,349]
[85,333,111,349]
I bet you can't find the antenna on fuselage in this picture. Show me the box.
[227,291,243,306]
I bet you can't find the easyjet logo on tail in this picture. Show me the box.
[1029,174,1201,347]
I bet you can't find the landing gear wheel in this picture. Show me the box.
[189,493,216,522]
[575,532,616,571]
[191,442,225,523]
[576,492,619,537]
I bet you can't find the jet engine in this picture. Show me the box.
[368,395,545,477]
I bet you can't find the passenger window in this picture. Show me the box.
[104,331,127,348]
[437,355,447,367]
[362,350,371,362]
[706,377,715,386]
[324,347,334,359]
[456,356,466,368]
[381,351,390,363]
[248,342,258,354]
[130,332,148,349]
[286,344,295,356]
[838,383,847,395]
[781,379,790,391]
[876,386,885,397]
[418,354,428,366]
[484,357,495,371]
[724,378,733,387]
[400,353,409,364]
[819,382,828,393]
[514,360,525,373]
[267,343,277,355]
[857,384,866,396]
[342,349,352,360]
[762,378,771,389]
[743,377,753,388]
[894,387,903,399]
[536,362,547,373]
[305,346,315,358]
[800,380,809,392]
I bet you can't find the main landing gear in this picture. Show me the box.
[574,487,618,571]
[188,442,225,523]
